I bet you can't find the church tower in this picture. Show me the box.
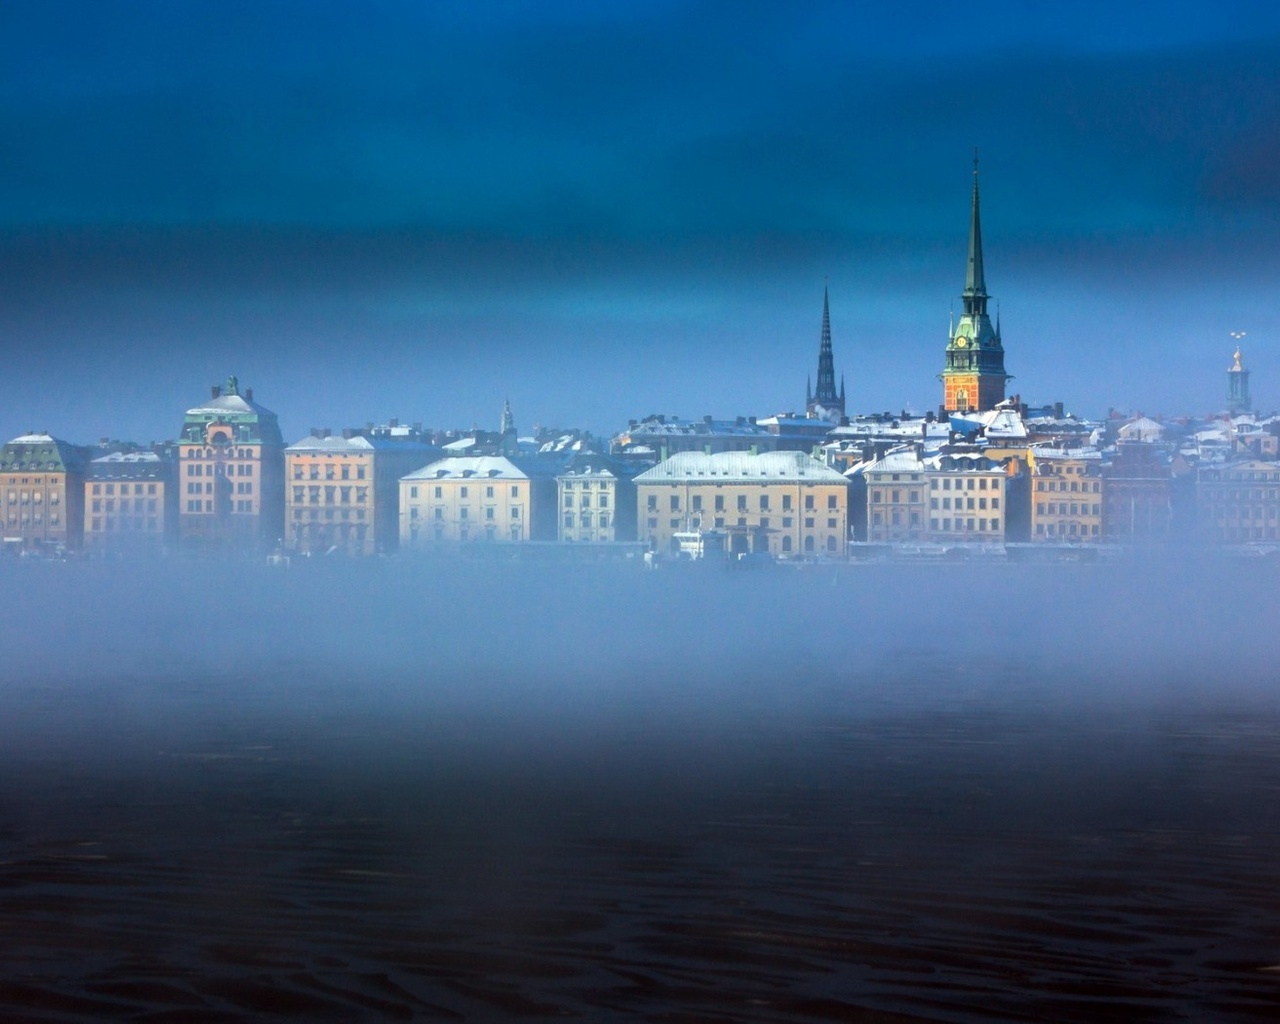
[1227,343,1251,415]
[806,283,846,421]
[940,156,1009,413]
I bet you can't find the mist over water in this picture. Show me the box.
[2,555,1278,1021]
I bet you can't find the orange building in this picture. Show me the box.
[285,427,438,555]
[0,432,90,553]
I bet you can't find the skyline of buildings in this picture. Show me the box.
[1,167,1275,558]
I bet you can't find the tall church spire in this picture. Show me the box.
[964,149,986,309]
[807,281,845,421]
[939,153,1009,414]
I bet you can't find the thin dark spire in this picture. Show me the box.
[965,150,986,299]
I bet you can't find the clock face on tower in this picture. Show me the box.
[955,336,968,348]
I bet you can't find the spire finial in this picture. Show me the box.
[973,146,980,178]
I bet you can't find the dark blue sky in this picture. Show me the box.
[2,1,1279,442]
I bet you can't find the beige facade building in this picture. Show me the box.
[400,456,556,549]
[285,428,438,555]
[0,433,90,553]
[1029,448,1103,542]
[858,447,1009,544]
[557,455,637,543]
[1196,459,1280,543]
[925,453,1008,543]
[863,450,930,543]
[635,451,848,558]
[84,450,178,554]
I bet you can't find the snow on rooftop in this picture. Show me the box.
[636,450,846,484]
[402,455,527,481]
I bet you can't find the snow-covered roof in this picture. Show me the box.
[402,456,527,481]
[287,434,376,453]
[636,450,846,484]
[1031,446,1102,461]
[92,451,163,463]
[860,450,926,474]
[184,393,275,417]
[8,432,57,444]
[1118,416,1164,439]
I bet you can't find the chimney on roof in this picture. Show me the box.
[390,418,399,428]
[310,427,321,437]
[703,414,713,425]
[748,416,757,425]
[211,385,221,399]
[343,428,357,440]
[245,387,253,402]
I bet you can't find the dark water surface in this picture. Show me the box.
[1,556,1278,1021]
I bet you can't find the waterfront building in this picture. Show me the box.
[859,446,1010,544]
[177,377,285,549]
[399,455,557,549]
[805,284,846,421]
[0,432,90,553]
[1029,448,1103,542]
[1195,458,1280,543]
[557,453,638,543]
[940,159,1010,413]
[635,450,848,558]
[925,452,1009,543]
[861,448,929,543]
[1102,441,1173,542]
[285,426,439,555]
[84,449,178,554]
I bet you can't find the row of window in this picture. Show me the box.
[91,499,159,514]
[184,500,254,513]
[1035,479,1100,493]
[187,463,254,476]
[91,483,158,496]
[89,517,159,533]
[4,492,60,504]
[6,513,60,525]
[563,513,613,529]
[292,509,368,521]
[1035,523,1101,536]
[1036,503,1101,517]
[290,487,368,504]
[407,485,521,499]
[932,496,999,511]
[565,494,611,508]
[647,515,831,531]
[186,448,254,459]
[645,493,834,513]
[292,464,367,481]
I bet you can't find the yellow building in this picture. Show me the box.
[862,449,929,543]
[557,455,637,543]
[635,451,848,558]
[0,432,90,553]
[1196,458,1280,543]
[400,456,556,548]
[1029,448,1103,542]
[177,377,284,548]
[84,450,178,554]
[925,453,1009,543]
[285,428,438,555]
